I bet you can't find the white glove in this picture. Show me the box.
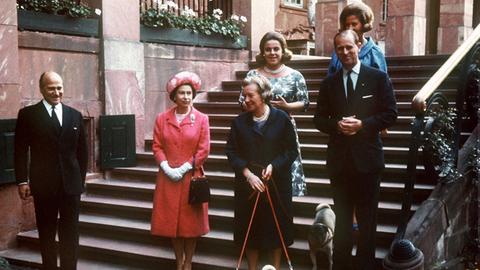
[177,162,193,176]
[160,161,183,182]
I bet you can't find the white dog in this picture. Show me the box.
[261,265,276,270]
[308,203,335,270]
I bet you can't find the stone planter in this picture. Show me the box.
[17,9,99,37]
[140,25,247,49]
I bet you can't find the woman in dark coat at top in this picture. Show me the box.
[225,75,298,270]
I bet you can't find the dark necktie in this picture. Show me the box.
[347,70,354,105]
[51,105,61,133]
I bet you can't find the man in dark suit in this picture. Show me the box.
[313,30,397,269]
[15,71,88,270]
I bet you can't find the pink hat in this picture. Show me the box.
[166,71,202,97]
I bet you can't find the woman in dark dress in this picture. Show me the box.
[226,75,298,270]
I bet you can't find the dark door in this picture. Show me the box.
[0,119,16,185]
[100,115,136,169]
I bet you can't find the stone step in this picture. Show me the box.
[205,88,458,103]
[110,155,430,186]
[13,229,237,270]
[137,143,419,171]
[235,65,457,80]
[86,177,431,220]
[0,246,149,270]
[207,127,413,146]
[78,192,401,252]
[221,77,458,92]
[206,113,416,131]
[90,173,420,225]
[194,100,457,116]
[244,54,449,70]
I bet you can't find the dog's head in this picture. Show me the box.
[309,223,331,245]
[261,265,276,270]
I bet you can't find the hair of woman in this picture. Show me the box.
[339,1,374,32]
[242,75,273,104]
[255,31,293,65]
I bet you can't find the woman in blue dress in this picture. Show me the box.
[240,31,309,196]
[327,1,387,77]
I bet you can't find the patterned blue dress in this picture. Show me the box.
[244,68,309,196]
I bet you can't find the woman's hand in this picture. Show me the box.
[262,164,273,181]
[160,161,183,181]
[243,168,265,192]
[270,96,289,110]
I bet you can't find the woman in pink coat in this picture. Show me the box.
[151,71,210,270]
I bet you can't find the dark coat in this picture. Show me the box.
[14,102,88,197]
[225,106,298,249]
[313,64,398,175]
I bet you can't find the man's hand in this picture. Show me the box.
[18,184,31,200]
[337,116,362,135]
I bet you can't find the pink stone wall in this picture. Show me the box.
[276,2,311,40]
[144,43,249,138]
[0,185,36,249]
[0,30,102,250]
[315,1,343,56]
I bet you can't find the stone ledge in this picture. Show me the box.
[18,31,100,54]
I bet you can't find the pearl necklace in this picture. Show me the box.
[253,105,270,122]
[263,64,285,74]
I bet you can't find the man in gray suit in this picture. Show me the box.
[313,30,397,269]
[15,71,88,270]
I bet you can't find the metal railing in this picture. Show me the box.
[396,24,480,241]
[140,0,233,19]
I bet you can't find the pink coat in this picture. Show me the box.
[150,106,210,238]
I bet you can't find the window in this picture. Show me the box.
[284,0,303,9]
[381,0,388,22]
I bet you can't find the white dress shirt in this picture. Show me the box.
[342,61,361,99]
[42,99,63,127]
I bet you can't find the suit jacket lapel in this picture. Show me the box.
[35,102,60,139]
[333,71,348,115]
[59,105,70,138]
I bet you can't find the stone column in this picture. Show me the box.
[100,0,145,150]
[385,0,427,56]
[437,0,474,54]
[0,0,36,250]
[315,0,341,56]
[232,0,275,58]
[0,0,21,118]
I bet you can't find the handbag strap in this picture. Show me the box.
[191,156,196,179]
[191,156,205,180]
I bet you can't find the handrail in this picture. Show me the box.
[412,24,480,113]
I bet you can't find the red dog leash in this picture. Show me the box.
[235,180,294,270]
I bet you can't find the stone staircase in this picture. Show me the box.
[0,55,461,269]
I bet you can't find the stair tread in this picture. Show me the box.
[16,230,236,268]
[83,186,418,213]
[0,246,146,270]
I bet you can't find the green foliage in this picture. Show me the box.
[467,140,480,175]
[423,107,463,183]
[140,7,246,40]
[17,0,94,18]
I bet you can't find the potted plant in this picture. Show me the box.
[17,0,101,37]
[140,1,247,49]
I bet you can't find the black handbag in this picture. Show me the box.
[188,158,210,204]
